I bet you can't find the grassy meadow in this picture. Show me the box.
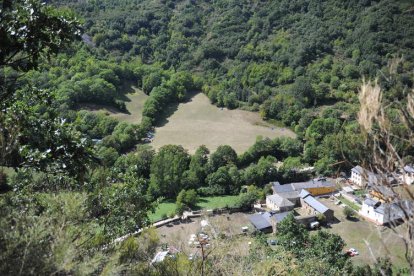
[79,86,147,124]
[149,195,239,222]
[150,92,295,154]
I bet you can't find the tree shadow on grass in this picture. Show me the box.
[115,84,137,104]
[329,216,342,225]
[154,90,201,128]
[345,216,360,222]
[192,197,209,211]
[154,102,180,127]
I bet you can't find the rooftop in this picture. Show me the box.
[249,213,272,230]
[291,178,335,190]
[303,195,330,214]
[272,211,292,223]
[364,197,381,208]
[267,194,295,207]
[371,185,395,198]
[272,178,335,195]
[404,165,414,174]
[272,183,295,193]
[351,165,365,175]
[299,189,311,199]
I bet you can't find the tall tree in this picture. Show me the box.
[148,145,190,198]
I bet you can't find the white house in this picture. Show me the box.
[400,165,414,185]
[266,194,295,212]
[359,198,413,225]
[351,166,379,187]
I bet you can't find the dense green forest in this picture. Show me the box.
[49,0,414,173]
[1,0,414,274]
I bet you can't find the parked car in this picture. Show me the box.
[268,239,277,245]
[346,248,359,257]
[310,221,320,229]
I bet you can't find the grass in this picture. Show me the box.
[148,201,176,222]
[195,195,239,210]
[339,195,361,211]
[148,195,239,222]
[354,190,367,197]
[79,86,147,124]
[150,92,295,154]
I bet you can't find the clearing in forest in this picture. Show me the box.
[150,92,295,154]
[79,86,147,124]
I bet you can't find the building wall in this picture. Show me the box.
[266,197,294,212]
[295,215,317,227]
[300,198,334,222]
[266,198,280,211]
[400,173,414,185]
[359,204,384,225]
[351,171,363,186]
[307,186,336,196]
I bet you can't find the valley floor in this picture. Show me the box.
[150,92,295,154]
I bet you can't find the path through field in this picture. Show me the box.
[150,92,295,154]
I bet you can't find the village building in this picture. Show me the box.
[248,212,273,233]
[400,165,414,185]
[359,198,413,225]
[248,211,292,233]
[351,166,379,187]
[266,194,295,212]
[300,189,334,221]
[369,185,396,202]
[270,178,336,206]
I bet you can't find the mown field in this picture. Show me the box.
[79,86,147,124]
[150,92,295,154]
[149,195,239,222]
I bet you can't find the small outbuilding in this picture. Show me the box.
[300,189,334,221]
[248,213,273,233]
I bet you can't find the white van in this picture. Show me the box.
[310,221,320,229]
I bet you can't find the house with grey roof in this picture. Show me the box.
[360,197,414,225]
[266,194,295,212]
[248,211,292,233]
[248,213,273,233]
[400,165,414,185]
[270,178,336,206]
[300,189,334,221]
[370,185,396,202]
[351,165,380,187]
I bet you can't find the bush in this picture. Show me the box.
[316,213,326,222]
[343,206,355,219]
[176,189,198,208]
[175,203,185,216]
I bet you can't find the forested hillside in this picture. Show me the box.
[47,0,414,173]
[1,0,414,274]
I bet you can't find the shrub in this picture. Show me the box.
[343,206,355,219]
[317,213,326,222]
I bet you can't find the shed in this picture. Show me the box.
[301,195,334,221]
[248,213,273,233]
